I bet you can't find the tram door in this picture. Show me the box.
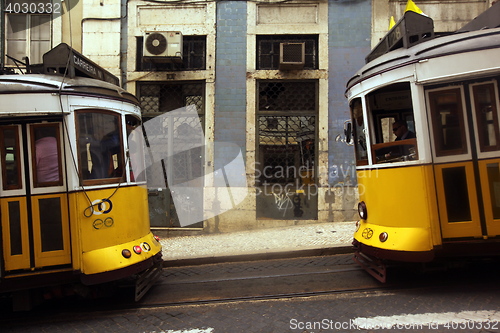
[0,122,71,272]
[428,80,500,239]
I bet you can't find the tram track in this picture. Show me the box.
[138,264,381,308]
[138,256,500,309]
[0,256,385,324]
[159,265,362,285]
[3,254,500,328]
[136,285,392,310]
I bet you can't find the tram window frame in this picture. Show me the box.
[0,126,23,190]
[350,98,369,166]
[125,115,145,183]
[427,87,468,157]
[76,110,126,185]
[365,82,418,164]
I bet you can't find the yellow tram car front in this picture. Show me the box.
[345,6,500,281]
[0,45,162,309]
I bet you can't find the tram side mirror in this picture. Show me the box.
[345,121,353,145]
[335,120,354,146]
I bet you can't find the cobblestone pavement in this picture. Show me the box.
[5,280,500,333]
[159,222,356,263]
[127,287,500,333]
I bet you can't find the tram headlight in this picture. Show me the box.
[358,201,368,220]
[379,232,388,242]
[133,245,142,254]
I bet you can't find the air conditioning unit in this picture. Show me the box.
[143,31,183,63]
[279,42,305,70]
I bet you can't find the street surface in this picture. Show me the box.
[1,254,500,332]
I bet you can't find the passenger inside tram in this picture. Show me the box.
[34,127,60,183]
[101,125,123,178]
[78,112,124,181]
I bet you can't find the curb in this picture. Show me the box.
[162,245,354,267]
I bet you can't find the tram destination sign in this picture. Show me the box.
[42,43,119,86]
[366,11,434,63]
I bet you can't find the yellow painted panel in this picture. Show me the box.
[478,159,500,237]
[31,194,71,267]
[434,162,482,239]
[67,192,81,271]
[1,197,30,271]
[74,186,151,253]
[357,165,433,228]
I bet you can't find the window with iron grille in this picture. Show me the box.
[257,80,317,186]
[137,81,205,228]
[138,81,205,119]
[257,35,318,70]
[136,35,206,71]
[257,80,318,220]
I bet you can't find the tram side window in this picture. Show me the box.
[77,112,125,183]
[428,88,468,156]
[0,126,22,190]
[366,83,418,164]
[350,98,368,165]
[471,82,500,152]
[32,125,63,187]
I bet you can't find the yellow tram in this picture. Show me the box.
[0,44,162,309]
[346,5,500,281]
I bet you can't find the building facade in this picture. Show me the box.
[1,0,495,234]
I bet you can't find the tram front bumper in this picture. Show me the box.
[80,232,163,284]
[353,238,435,262]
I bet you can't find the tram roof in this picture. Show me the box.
[346,3,500,92]
[0,74,139,105]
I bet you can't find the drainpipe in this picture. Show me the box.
[1,11,4,69]
[120,0,128,89]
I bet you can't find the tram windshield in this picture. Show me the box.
[351,82,418,165]
[77,111,125,183]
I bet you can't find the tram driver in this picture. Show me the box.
[392,120,415,141]
[382,120,417,161]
